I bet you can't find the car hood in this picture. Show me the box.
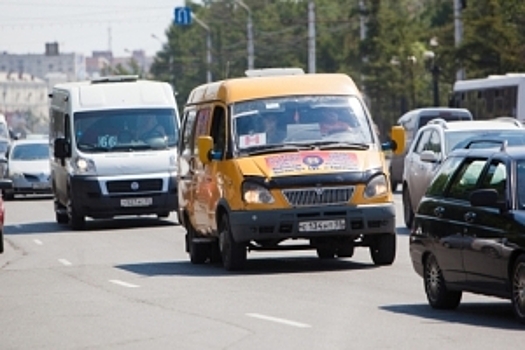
[235,150,384,178]
[91,150,174,176]
[9,159,50,175]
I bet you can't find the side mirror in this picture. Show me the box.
[197,136,213,165]
[420,150,439,163]
[470,189,499,208]
[54,138,71,159]
[382,126,406,155]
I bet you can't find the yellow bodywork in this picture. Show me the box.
[179,72,404,234]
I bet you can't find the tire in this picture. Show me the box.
[403,186,414,229]
[337,245,354,258]
[424,254,462,309]
[316,247,336,259]
[187,222,208,264]
[3,190,14,200]
[219,214,246,271]
[67,196,85,230]
[511,254,525,324]
[389,168,398,192]
[157,211,170,219]
[370,233,396,265]
[54,200,68,224]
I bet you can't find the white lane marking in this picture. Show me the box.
[14,224,22,228]
[246,313,311,328]
[109,279,140,288]
[58,259,72,266]
[33,239,43,245]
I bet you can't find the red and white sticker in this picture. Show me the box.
[239,133,266,148]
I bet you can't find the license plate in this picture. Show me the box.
[298,219,346,232]
[120,197,153,207]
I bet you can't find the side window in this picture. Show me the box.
[210,106,226,157]
[426,156,463,197]
[179,110,197,156]
[193,108,211,155]
[414,130,431,154]
[426,130,442,158]
[479,160,507,201]
[447,159,488,201]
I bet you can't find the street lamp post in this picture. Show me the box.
[424,38,440,107]
[234,0,254,71]
[191,14,213,83]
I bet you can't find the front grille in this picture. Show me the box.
[282,186,354,207]
[106,179,163,193]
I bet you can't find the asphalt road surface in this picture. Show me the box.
[1,192,523,350]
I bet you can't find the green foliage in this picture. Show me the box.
[149,0,525,134]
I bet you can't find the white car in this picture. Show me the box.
[402,117,525,228]
[3,138,51,200]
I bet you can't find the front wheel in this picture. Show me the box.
[67,196,85,230]
[219,214,246,271]
[187,222,208,265]
[424,254,462,309]
[402,186,414,229]
[511,254,525,324]
[369,234,396,265]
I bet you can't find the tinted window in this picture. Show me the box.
[11,143,49,161]
[517,161,525,208]
[180,110,197,156]
[418,112,472,128]
[450,130,525,151]
[479,160,507,201]
[426,156,463,197]
[414,130,431,154]
[447,159,487,200]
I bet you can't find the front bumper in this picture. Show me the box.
[229,203,396,243]
[10,175,51,194]
[69,174,178,219]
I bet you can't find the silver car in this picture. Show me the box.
[3,138,51,200]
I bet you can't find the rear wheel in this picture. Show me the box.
[219,214,246,271]
[511,254,525,324]
[157,211,170,219]
[389,167,398,192]
[369,234,396,265]
[3,190,14,200]
[316,247,336,259]
[424,254,462,309]
[403,186,414,229]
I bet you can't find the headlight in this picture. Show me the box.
[242,182,275,204]
[364,174,388,198]
[72,156,96,175]
[9,172,24,179]
[169,154,178,172]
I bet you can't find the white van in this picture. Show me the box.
[49,76,180,229]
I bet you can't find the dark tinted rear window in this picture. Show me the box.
[418,112,472,129]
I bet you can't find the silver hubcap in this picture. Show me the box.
[426,259,441,300]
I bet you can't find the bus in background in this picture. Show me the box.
[450,73,525,121]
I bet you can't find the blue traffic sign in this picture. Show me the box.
[174,7,192,26]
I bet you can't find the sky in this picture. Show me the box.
[0,0,189,58]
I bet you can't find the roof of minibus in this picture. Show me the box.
[186,73,361,105]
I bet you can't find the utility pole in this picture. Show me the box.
[235,1,254,70]
[454,0,465,80]
[307,1,316,73]
[192,14,213,83]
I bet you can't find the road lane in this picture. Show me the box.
[1,194,524,350]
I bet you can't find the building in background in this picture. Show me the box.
[0,72,48,136]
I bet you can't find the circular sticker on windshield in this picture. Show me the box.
[303,155,324,169]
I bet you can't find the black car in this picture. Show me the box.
[409,142,525,324]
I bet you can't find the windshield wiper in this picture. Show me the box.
[313,141,369,150]
[244,144,312,156]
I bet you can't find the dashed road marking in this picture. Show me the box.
[33,239,43,245]
[109,279,140,288]
[246,313,311,328]
[58,259,72,266]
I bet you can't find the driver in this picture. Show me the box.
[136,114,166,141]
[262,113,286,144]
[319,108,351,136]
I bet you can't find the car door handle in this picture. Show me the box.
[433,206,445,218]
[464,212,476,223]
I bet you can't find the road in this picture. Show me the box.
[1,193,523,350]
